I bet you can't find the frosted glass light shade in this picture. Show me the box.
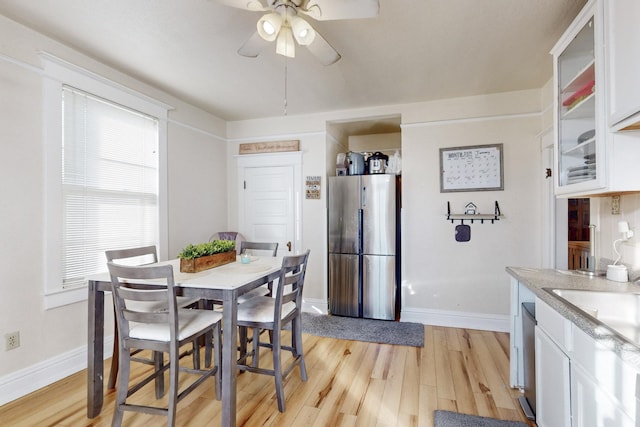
[276,26,295,57]
[257,13,282,41]
[290,16,315,45]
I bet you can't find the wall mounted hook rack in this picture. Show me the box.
[446,201,502,224]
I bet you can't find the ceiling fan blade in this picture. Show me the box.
[215,0,268,12]
[306,31,341,65]
[299,0,379,21]
[238,31,270,57]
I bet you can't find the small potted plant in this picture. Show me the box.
[177,240,236,273]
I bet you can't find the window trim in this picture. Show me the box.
[41,52,171,309]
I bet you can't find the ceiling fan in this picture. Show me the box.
[217,0,380,65]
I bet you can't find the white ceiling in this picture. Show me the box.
[0,0,586,122]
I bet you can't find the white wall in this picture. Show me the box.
[348,132,401,154]
[0,11,549,405]
[592,193,640,276]
[0,15,228,401]
[226,90,545,330]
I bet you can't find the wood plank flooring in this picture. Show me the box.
[0,326,537,426]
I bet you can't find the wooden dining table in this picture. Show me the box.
[86,256,283,427]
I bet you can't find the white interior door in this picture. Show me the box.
[237,152,302,255]
[242,166,294,254]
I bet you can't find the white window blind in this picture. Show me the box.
[62,86,159,288]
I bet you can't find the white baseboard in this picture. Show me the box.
[400,307,510,332]
[303,299,509,333]
[0,336,114,406]
[302,298,328,315]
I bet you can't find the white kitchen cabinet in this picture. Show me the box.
[571,325,638,426]
[605,0,640,130]
[551,0,640,197]
[571,361,634,427]
[535,298,572,427]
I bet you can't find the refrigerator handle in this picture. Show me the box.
[362,184,367,207]
[358,208,363,254]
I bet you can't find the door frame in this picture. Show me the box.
[235,151,303,253]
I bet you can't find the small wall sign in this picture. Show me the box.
[305,176,321,199]
[239,140,299,155]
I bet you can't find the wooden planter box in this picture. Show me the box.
[180,250,236,273]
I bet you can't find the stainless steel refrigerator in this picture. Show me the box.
[328,175,397,320]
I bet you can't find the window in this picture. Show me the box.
[42,53,170,308]
[61,86,159,288]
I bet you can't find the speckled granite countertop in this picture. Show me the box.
[506,266,640,371]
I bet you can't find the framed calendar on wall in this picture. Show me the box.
[439,143,504,192]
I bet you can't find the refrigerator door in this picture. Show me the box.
[328,176,362,255]
[328,253,360,317]
[362,255,396,320]
[361,175,395,256]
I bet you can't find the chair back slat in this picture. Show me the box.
[123,310,169,324]
[273,250,310,321]
[105,245,158,266]
[240,241,279,257]
[107,262,179,337]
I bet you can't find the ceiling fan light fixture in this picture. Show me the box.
[257,13,282,41]
[276,26,295,58]
[246,0,264,11]
[290,15,316,45]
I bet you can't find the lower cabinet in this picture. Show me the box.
[571,362,635,427]
[533,297,640,427]
[535,325,572,427]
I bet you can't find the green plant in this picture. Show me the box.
[177,240,236,260]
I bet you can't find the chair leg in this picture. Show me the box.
[213,324,222,400]
[167,345,179,427]
[238,326,248,362]
[112,345,129,427]
[252,327,260,368]
[293,315,307,381]
[204,329,213,368]
[193,336,201,370]
[154,351,165,398]
[107,324,119,390]
[272,330,285,412]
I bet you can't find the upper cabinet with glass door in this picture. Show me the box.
[552,1,605,196]
[552,0,640,197]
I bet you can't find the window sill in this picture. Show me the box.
[44,285,87,310]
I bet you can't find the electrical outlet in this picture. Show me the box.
[5,331,20,351]
[612,195,621,215]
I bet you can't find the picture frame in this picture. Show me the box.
[439,143,504,192]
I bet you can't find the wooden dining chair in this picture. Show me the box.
[237,241,280,353]
[236,250,310,412]
[107,262,222,427]
[238,241,279,302]
[209,231,245,254]
[105,246,201,391]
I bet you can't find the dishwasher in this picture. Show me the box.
[519,302,536,420]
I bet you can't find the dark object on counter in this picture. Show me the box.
[367,151,389,174]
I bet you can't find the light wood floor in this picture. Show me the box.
[0,326,537,426]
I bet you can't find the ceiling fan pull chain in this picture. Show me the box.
[284,56,288,116]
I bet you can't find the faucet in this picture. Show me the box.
[587,224,596,272]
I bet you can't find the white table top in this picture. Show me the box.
[87,256,283,290]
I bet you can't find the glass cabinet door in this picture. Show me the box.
[557,17,597,189]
